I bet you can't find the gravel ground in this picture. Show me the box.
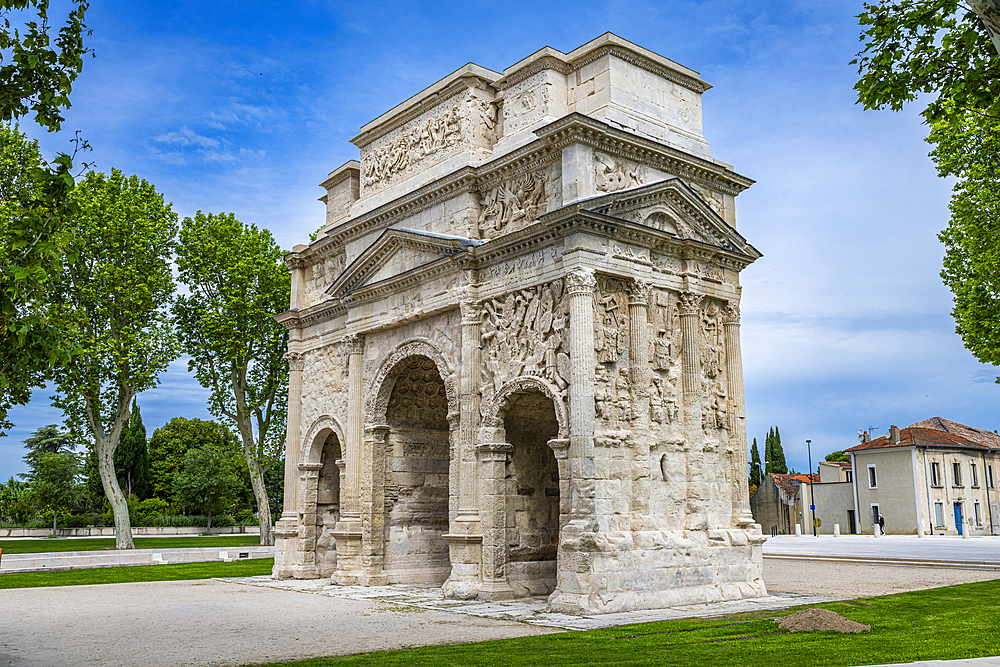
[764,558,1000,597]
[0,579,558,667]
[3,562,998,667]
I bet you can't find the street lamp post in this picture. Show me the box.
[807,439,817,537]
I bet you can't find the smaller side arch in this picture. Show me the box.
[301,415,347,466]
[482,375,569,440]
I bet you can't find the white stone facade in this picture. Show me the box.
[273,33,767,614]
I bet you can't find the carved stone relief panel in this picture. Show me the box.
[300,345,348,444]
[478,167,550,237]
[361,91,497,194]
[691,183,725,218]
[593,276,632,430]
[594,151,646,193]
[648,289,680,425]
[480,278,571,417]
[304,252,346,306]
[700,300,728,432]
[479,247,560,290]
[385,356,449,430]
[500,71,555,137]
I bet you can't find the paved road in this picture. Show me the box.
[763,534,1000,563]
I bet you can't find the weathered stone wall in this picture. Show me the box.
[316,435,341,577]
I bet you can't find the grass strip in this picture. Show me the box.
[0,535,263,554]
[0,557,273,588]
[245,578,1000,667]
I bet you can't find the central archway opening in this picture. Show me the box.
[383,355,451,584]
[502,388,560,596]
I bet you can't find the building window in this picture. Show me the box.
[871,504,880,527]
[931,462,941,487]
[988,465,995,489]
[953,462,962,487]
[846,470,853,483]
[971,463,979,488]
[935,502,944,527]
[975,502,982,526]
[868,464,877,489]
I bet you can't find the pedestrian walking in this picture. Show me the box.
[878,514,885,535]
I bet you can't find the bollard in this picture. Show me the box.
[872,524,880,538]
[833,524,841,537]
[795,524,802,537]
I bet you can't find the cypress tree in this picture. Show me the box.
[749,438,763,486]
[764,427,773,474]
[115,400,151,498]
[771,425,787,474]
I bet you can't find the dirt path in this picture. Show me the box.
[0,579,558,667]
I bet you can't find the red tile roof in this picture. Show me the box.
[846,417,1000,453]
[768,473,817,498]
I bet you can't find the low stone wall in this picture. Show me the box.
[0,545,274,574]
[0,525,261,538]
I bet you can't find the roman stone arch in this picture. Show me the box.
[364,337,458,584]
[366,337,458,426]
[301,414,347,465]
[299,415,345,578]
[482,375,569,440]
[641,206,680,235]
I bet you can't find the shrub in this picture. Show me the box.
[135,498,169,525]
[234,508,255,525]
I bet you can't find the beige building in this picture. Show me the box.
[272,34,768,614]
[846,418,1000,536]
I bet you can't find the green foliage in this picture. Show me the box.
[853,0,1000,123]
[25,450,80,531]
[172,446,240,532]
[20,423,78,470]
[0,0,92,433]
[115,399,150,498]
[929,110,1000,377]
[173,211,289,543]
[148,417,241,500]
[0,0,91,132]
[48,168,179,549]
[825,450,850,463]
[749,437,762,487]
[0,557,274,589]
[0,476,31,522]
[134,496,168,523]
[0,535,260,554]
[853,3,1000,375]
[764,426,787,475]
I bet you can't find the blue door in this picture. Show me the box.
[954,503,964,536]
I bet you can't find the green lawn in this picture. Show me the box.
[0,557,273,588]
[247,579,1000,667]
[0,535,262,554]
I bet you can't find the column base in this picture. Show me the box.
[292,564,320,579]
[331,523,362,585]
[443,533,483,599]
[272,516,299,580]
[478,579,516,601]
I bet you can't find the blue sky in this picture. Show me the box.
[2,0,997,480]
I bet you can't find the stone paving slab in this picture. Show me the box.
[223,576,848,630]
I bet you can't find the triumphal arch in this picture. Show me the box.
[273,34,766,614]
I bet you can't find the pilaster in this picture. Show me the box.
[476,436,515,601]
[679,291,705,529]
[723,303,755,526]
[293,462,323,579]
[333,334,365,585]
[360,423,390,585]
[457,298,482,524]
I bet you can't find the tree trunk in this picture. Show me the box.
[207,507,212,535]
[247,456,273,546]
[97,436,135,549]
[52,508,58,536]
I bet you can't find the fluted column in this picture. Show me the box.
[458,300,482,523]
[679,292,705,528]
[723,304,755,526]
[628,281,651,395]
[282,351,305,517]
[566,268,597,461]
[343,334,364,521]
[360,423,389,584]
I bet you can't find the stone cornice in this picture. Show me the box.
[319,161,361,191]
[535,113,754,196]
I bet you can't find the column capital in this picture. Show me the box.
[565,267,596,295]
[459,300,481,326]
[722,303,741,325]
[476,442,513,461]
[286,254,308,271]
[298,461,323,477]
[363,423,390,439]
[678,292,703,316]
[284,351,305,372]
[342,333,365,356]
[628,280,652,307]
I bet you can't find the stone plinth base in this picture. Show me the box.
[272,517,299,580]
[442,533,483,599]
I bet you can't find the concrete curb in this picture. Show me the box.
[764,553,1000,570]
[0,546,274,573]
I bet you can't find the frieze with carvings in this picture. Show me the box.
[480,278,571,417]
[595,151,645,193]
[478,169,549,236]
[480,247,560,285]
[648,289,680,425]
[700,300,728,431]
[593,276,633,429]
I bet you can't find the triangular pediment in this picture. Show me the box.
[580,178,760,258]
[327,228,481,298]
